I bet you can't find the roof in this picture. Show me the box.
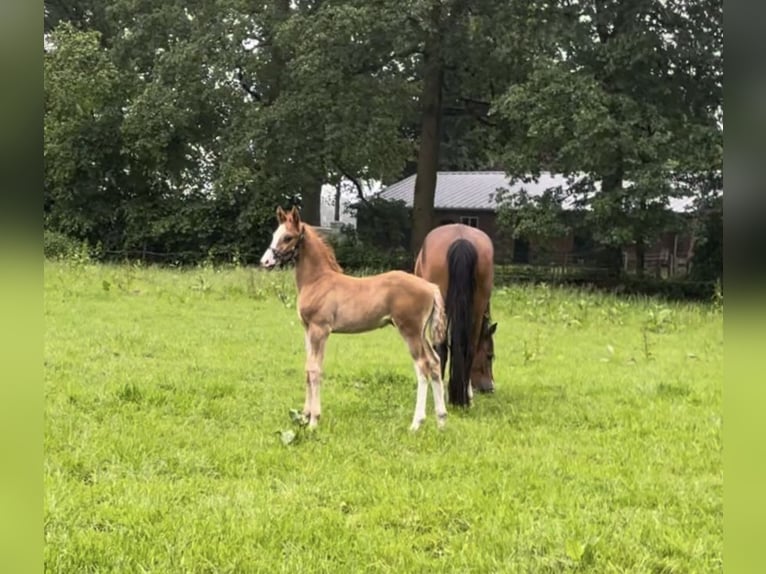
[378,171,513,210]
[377,171,696,213]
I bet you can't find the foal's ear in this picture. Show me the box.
[489,322,498,335]
[276,206,287,223]
[290,205,302,225]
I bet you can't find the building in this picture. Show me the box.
[375,171,699,276]
[319,188,357,229]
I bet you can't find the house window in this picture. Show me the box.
[460,216,479,228]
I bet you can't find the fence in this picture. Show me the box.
[50,241,715,302]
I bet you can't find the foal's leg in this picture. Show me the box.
[401,327,430,431]
[304,323,329,428]
[302,331,312,418]
[425,340,448,429]
[410,361,429,432]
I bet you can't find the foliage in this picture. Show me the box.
[43,7,285,259]
[347,198,412,251]
[45,261,722,572]
[276,1,419,185]
[689,193,723,283]
[328,223,412,271]
[44,23,126,247]
[496,185,573,244]
[277,409,314,446]
[491,0,723,259]
[494,263,719,302]
[44,0,722,267]
[43,230,90,260]
[44,0,416,259]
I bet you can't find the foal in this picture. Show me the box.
[260,206,448,431]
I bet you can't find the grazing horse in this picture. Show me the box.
[414,223,497,407]
[260,206,448,431]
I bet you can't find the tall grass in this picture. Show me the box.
[44,259,722,572]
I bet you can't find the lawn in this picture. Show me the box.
[44,259,722,573]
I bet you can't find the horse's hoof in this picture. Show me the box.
[410,419,424,432]
[436,413,447,429]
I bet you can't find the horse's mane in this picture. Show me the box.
[303,224,343,272]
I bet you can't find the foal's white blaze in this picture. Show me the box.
[260,223,287,268]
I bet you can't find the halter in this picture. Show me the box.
[268,228,305,266]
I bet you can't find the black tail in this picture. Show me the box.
[445,239,477,407]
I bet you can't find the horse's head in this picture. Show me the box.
[260,206,305,269]
[471,316,497,393]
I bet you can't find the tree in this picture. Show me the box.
[279,0,546,256]
[44,1,324,257]
[272,0,419,223]
[44,0,427,257]
[406,0,567,255]
[491,0,723,276]
[44,24,126,248]
[689,192,723,283]
[408,0,446,256]
[47,0,722,271]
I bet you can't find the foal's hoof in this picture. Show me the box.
[436,413,447,430]
[410,419,425,432]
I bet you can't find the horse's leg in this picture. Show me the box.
[400,326,429,431]
[425,339,448,429]
[302,330,312,417]
[468,292,487,395]
[436,341,448,380]
[410,360,429,431]
[305,323,329,428]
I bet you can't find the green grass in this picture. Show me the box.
[44,259,722,573]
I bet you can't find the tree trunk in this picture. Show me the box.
[264,0,290,104]
[300,178,323,226]
[334,182,341,222]
[634,196,648,278]
[410,4,444,257]
[635,239,646,278]
[600,163,625,278]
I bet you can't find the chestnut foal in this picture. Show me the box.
[260,206,448,431]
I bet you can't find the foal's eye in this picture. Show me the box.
[283,235,293,242]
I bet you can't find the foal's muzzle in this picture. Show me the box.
[261,245,298,269]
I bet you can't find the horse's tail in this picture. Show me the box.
[428,284,447,345]
[445,239,477,407]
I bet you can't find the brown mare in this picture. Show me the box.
[260,206,448,431]
[414,223,497,407]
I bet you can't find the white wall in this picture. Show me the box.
[319,180,382,228]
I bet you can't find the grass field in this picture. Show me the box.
[44,259,722,573]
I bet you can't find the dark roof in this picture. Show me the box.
[377,171,695,213]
